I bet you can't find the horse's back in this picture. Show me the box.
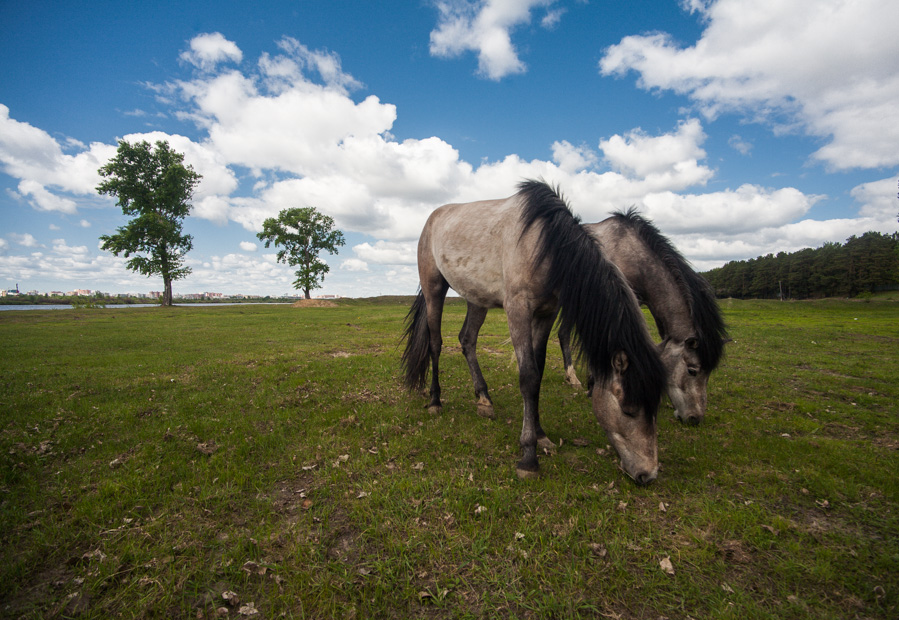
[588,219,655,295]
[421,197,520,308]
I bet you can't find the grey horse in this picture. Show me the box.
[402,181,666,484]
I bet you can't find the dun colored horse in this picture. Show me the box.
[560,210,728,424]
[402,181,666,484]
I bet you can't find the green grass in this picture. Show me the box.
[1,298,897,619]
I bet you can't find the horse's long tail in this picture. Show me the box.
[517,180,665,415]
[401,289,431,390]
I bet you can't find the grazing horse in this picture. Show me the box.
[402,181,666,483]
[559,209,728,425]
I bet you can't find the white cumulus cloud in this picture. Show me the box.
[352,241,418,265]
[179,32,243,72]
[340,258,369,272]
[600,0,899,170]
[430,0,559,80]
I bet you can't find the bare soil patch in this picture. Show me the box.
[292,299,339,308]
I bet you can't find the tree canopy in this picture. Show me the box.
[257,207,345,299]
[97,140,201,306]
[702,231,899,299]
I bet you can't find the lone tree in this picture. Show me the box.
[97,140,201,306]
[257,207,345,299]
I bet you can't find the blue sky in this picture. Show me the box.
[1,0,897,297]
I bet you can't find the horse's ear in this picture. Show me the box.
[685,337,699,350]
[613,351,629,373]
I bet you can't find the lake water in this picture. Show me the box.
[0,303,294,312]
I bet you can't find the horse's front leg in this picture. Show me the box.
[506,304,544,478]
[460,302,494,418]
[532,314,558,452]
[558,326,582,388]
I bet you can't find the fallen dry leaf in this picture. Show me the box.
[572,437,589,447]
[588,543,607,558]
[222,591,240,607]
[196,440,218,455]
[659,556,675,576]
[242,561,267,576]
[238,602,259,616]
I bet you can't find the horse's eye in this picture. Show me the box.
[622,407,638,418]
[687,367,699,377]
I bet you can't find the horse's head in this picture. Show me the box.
[659,336,708,425]
[591,351,658,486]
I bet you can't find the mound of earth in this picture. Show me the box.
[292,299,339,308]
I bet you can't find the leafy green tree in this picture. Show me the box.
[97,140,201,306]
[257,207,345,299]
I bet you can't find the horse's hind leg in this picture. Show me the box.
[460,302,495,418]
[422,279,449,415]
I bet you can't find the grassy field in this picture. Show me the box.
[1,298,897,619]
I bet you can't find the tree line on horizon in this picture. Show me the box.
[701,231,899,299]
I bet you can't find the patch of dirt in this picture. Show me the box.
[340,388,398,405]
[717,539,752,563]
[292,299,338,308]
[271,472,318,521]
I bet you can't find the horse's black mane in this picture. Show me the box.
[517,180,665,419]
[611,207,728,371]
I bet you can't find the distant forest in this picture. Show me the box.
[701,231,899,299]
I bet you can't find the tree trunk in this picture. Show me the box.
[304,287,311,300]
[162,278,173,306]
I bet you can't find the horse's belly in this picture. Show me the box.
[439,254,505,308]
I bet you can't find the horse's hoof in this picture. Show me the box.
[537,436,557,451]
[427,405,442,415]
[477,403,495,419]
[564,368,582,388]
[516,466,540,480]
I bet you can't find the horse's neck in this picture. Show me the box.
[590,221,693,340]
